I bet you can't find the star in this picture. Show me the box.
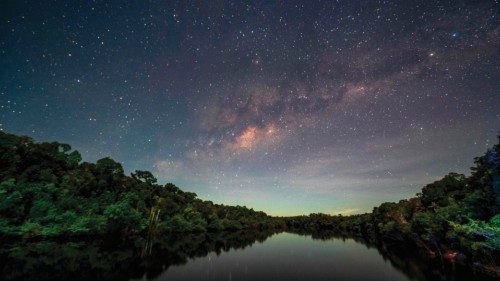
[0,0,497,216]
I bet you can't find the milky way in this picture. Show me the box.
[1,1,499,215]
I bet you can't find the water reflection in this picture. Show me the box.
[0,231,494,281]
[0,231,273,281]
[289,230,496,281]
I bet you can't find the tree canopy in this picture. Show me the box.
[0,131,498,276]
[0,132,283,238]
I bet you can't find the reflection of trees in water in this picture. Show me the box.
[1,230,494,281]
[0,230,277,281]
[288,229,496,281]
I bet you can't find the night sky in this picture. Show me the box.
[1,1,499,216]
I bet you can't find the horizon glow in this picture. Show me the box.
[1,1,499,216]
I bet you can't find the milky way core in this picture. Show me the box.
[1,1,499,215]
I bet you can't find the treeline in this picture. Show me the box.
[0,130,498,274]
[0,132,284,238]
[286,137,499,274]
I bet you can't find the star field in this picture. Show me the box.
[1,0,499,215]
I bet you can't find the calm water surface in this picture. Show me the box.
[1,231,494,281]
[143,232,409,281]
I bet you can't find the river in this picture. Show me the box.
[0,231,494,280]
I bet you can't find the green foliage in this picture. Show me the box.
[131,170,157,184]
[0,130,497,273]
[0,131,280,239]
[420,173,466,207]
[285,136,500,271]
[459,215,500,249]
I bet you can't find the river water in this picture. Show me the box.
[0,231,494,281]
[145,232,409,281]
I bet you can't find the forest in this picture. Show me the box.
[286,136,499,274]
[0,132,284,238]
[0,131,498,275]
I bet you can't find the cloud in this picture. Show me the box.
[331,208,360,216]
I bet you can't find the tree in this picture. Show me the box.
[132,170,157,185]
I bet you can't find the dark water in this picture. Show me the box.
[143,232,409,281]
[0,231,494,281]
